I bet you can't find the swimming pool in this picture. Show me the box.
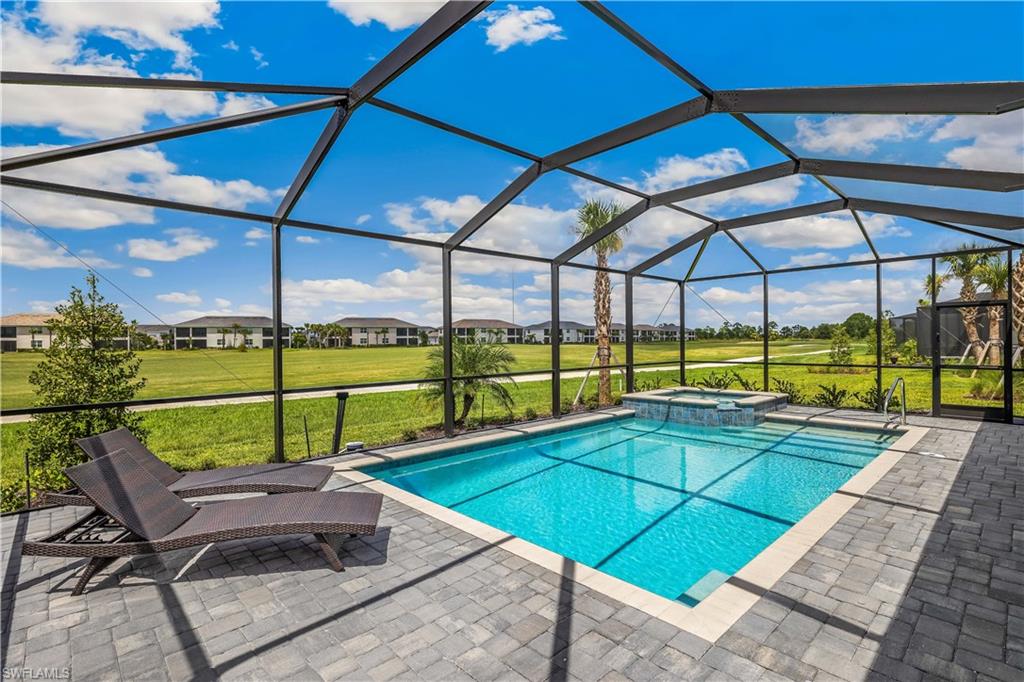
[360,417,899,605]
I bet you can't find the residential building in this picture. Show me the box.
[452,319,523,343]
[137,325,171,347]
[173,316,290,349]
[523,321,595,344]
[334,317,423,346]
[1,313,56,351]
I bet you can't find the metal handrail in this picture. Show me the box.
[883,376,906,425]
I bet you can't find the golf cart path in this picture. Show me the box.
[0,348,830,424]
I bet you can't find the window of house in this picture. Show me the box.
[262,327,273,337]
[358,338,367,345]
[217,339,224,346]
[1,327,16,338]
[176,327,190,338]
[31,339,42,349]
[191,328,207,337]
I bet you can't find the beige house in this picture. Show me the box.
[0,313,56,351]
[334,317,424,346]
[173,316,291,349]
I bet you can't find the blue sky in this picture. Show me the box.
[2,1,1021,331]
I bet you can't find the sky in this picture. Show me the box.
[1,1,1022,332]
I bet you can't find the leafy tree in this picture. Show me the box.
[291,331,308,349]
[842,312,874,339]
[828,325,853,366]
[421,337,516,426]
[418,329,429,347]
[866,313,898,363]
[24,274,147,497]
[572,199,628,407]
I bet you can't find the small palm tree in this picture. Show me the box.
[919,272,945,307]
[421,337,516,426]
[941,247,986,364]
[976,254,1008,366]
[572,199,629,406]
[217,327,231,348]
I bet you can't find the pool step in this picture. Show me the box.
[679,568,731,605]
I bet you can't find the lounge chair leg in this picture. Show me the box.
[72,557,115,596]
[315,533,344,572]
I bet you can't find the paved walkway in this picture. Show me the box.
[3,407,1019,681]
[0,348,830,424]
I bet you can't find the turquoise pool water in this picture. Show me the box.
[361,417,897,604]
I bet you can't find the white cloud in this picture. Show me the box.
[244,227,269,240]
[214,297,232,307]
[2,145,278,229]
[222,39,239,51]
[156,291,202,305]
[1,5,226,138]
[167,303,269,323]
[355,213,372,225]
[327,1,443,31]
[931,111,1024,172]
[126,228,217,261]
[249,46,268,69]
[218,92,275,117]
[295,235,320,244]
[480,5,564,52]
[737,212,906,249]
[0,226,118,270]
[792,115,941,155]
[781,252,839,268]
[132,266,153,277]
[28,299,69,314]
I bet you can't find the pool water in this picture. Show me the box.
[361,418,897,604]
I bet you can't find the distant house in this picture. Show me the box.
[452,319,523,343]
[173,316,290,349]
[1,313,56,352]
[137,325,171,346]
[334,317,423,346]
[523,321,595,344]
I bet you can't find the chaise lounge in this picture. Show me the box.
[43,428,334,506]
[22,448,383,595]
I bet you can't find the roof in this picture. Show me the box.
[175,316,289,328]
[137,324,170,332]
[524,320,593,330]
[0,313,58,326]
[334,317,420,328]
[453,318,520,329]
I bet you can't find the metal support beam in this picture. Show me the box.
[654,161,797,206]
[555,199,650,264]
[726,231,765,272]
[349,1,490,104]
[719,199,848,232]
[446,162,542,247]
[711,82,1024,114]
[762,273,770,390]
[541,96,708,169]
[930,258,940,415]
[875,262,883,408]
[442,248,455,434]
[849,198,1023,231]
[679,282,686,385]
[850,209,880,260]
[0,70,349,95]
[801,158,1024,192]
[1,96,345,172]
[625,274,635,393]
[684,236,711,282]
[270,106,350,462]
[630,225,715,276]
[551,263,561,418]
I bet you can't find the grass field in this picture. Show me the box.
[3,341,1020,507]
[0,339,829,409]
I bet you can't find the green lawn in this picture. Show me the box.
[0,339,828,409]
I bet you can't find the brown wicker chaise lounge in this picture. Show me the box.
[44,428,333,506]
[22,449,383,595]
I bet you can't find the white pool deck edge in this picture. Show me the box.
[331,409,928,644]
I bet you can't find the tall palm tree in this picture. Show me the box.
[421,337,516,426]
[941,247,986,364]
[217,327,231,348]
[975,254,1008,366]
[919,272,945,307]
[1013,252,1024,367]
[572,199,628,406]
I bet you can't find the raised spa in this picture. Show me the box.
[622,387,789,426]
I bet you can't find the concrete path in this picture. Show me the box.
[0,348,831,424]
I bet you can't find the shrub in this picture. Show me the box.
[523,407,538,421]
[852,385,898,411]
[770,378,805,405]
[401,428,418,442]
[968,372,1003,400]
[696,371,735,390]
[899,339,927,366]
[734,373,761,392]
[828,326,853,366]
[812,383,850,408]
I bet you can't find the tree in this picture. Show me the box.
[418,329,429,347]
[867,313,899,363]
[28,326,42,349]
[941,247,986,364]
[828,325,853,366]
[975,254,1008,366]
[237,325,250,351]
[842,312,874,339]
[572,199,628,407]
[919,272,945,307]
[217,326,232,349]
[229,323,243,349]
[1013,252,1024,364]
[24,274,146,496]
[421,337,516,426]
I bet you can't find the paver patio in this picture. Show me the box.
[2,406,1021,681]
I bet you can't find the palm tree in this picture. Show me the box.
[975,254,1008,366]
[919,272,945,307]
[217,327,231,349]
[1013,252,1024,367]
[421,337,516,426]
[228,323,243,349]
[941,247,986,364]
[29,327,41,349]
[572,199,628,406]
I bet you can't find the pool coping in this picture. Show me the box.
[331,409,928,643]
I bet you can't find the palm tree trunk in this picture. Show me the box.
[1013,253,1024,364]
[985,306,1003,366]
[457,393,474,426]
[959,306,985,364]
[595,252,612,406]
